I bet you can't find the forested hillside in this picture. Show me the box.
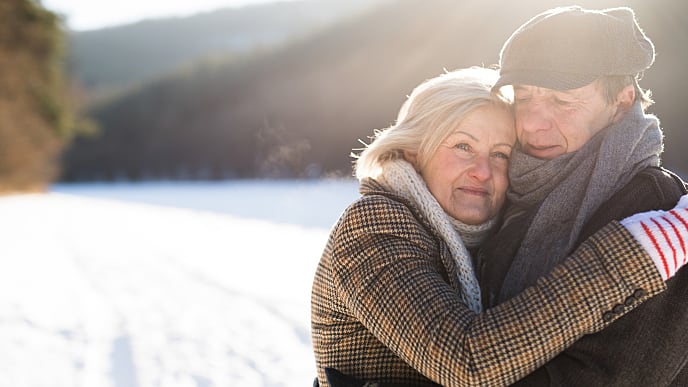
[0,0,80,191]
[66,0,382,98]
[61,0,688,181]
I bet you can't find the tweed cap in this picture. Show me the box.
[493,6,655,91]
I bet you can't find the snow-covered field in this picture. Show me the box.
[0,179,360,387]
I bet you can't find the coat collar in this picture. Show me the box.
[358,177,463,293]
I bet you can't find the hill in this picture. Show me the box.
[66,0,382,97]
[62,0,688,181]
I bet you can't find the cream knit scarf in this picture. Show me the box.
[376,159,496,313]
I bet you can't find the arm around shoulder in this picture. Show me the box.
[329,197,666,387]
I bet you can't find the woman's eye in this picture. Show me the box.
[455,143,471,151]
[493,152,510,160]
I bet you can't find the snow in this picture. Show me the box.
[0,179,360,387]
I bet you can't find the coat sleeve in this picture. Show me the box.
[330,195,666,387]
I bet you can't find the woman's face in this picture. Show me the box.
[419,105,515,225]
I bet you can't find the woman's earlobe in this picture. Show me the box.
[403,150,420,171]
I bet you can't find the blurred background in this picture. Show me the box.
[1,0,686,386]
[3,0,687,189]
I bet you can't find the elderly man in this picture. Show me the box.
[477,6,688,386]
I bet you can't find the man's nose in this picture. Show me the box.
[517,102,552,134]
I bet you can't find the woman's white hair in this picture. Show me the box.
[354,67,512,180]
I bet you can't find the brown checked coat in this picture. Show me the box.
[311,178,666,387]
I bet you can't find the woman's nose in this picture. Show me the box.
[468,155,491,181]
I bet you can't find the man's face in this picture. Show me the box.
[513,81,621,160]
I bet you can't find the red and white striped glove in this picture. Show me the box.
[620,194,688,281]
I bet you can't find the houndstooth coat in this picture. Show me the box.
[311,178,665,387]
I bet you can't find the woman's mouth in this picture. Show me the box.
[458,186,489,197]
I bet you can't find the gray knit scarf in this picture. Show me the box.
[376,159,496,313]
[499,102,663,302]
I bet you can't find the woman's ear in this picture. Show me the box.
[403,150,420,172]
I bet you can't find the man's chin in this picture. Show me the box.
[523,145,564,160]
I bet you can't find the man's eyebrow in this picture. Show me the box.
[512,86,579,98]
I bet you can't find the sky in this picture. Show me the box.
[0,180,359,386]
[40,0,304,31]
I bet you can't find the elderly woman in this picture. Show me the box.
[311,67,688,387]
